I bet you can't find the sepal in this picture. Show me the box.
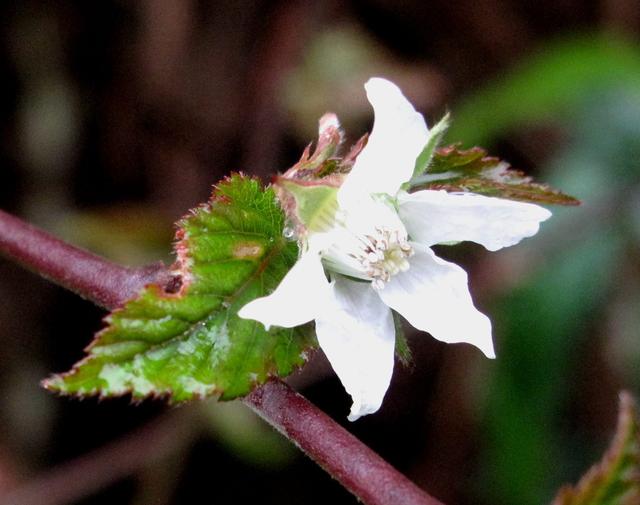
[410,145,580,206]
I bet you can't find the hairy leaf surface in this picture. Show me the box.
[44,175,316,401]
[411,145,580,205]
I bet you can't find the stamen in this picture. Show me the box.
[318,208,413,286]
[349,226,414,290]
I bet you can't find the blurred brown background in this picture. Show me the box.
[1,1,640,504]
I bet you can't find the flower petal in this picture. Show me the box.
[238,250,330,329]
[342,196,408,240]
[317,198,409,281]
[378,243,495,358]
[339,78,429,207]
[315,275,396,421]
[398,190,552,251]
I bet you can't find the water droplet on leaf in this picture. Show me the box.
[283,226,295,240]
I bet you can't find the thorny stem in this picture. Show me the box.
[0,209,169,309]
[0,209,444,505]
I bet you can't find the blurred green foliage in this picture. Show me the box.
[202,400,297,469]
[449,34,640,505]
[448,35,640,147]
[551,393,640,505]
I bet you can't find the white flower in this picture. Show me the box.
[239,77,552,421]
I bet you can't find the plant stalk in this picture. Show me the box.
[0,208,444,505]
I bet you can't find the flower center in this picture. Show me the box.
[353,228,414,290]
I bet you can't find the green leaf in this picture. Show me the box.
[43,175,316,401]
[410,145,580,206]
[410,112,451,180]
[551,392,640,505]
[393,313,412,367]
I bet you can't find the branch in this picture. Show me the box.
[245,381,443,505]
[0,209,169,309]
[0,209,444,505]
[1,408,197,505]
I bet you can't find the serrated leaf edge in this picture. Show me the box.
[42,174,311,402]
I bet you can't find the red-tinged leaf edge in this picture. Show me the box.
[413,145,580,206]
[551,391,640,505]
[43,173,316,402]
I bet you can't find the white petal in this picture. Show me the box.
[339,78,429,208]
[238,250,330,329]
[398,190,552,251]
[378,243,495,358]
[315,276,396,421]
[342,196,407,239]
[318,198,409,281]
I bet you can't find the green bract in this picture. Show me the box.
[43,175,316,401]
[277,178,339,235]
[411,113,451,180]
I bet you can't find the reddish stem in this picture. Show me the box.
[0,209,169,309]
[245,380,444,505]
[0,208,444,505]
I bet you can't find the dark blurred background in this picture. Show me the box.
[1,1,640,504]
